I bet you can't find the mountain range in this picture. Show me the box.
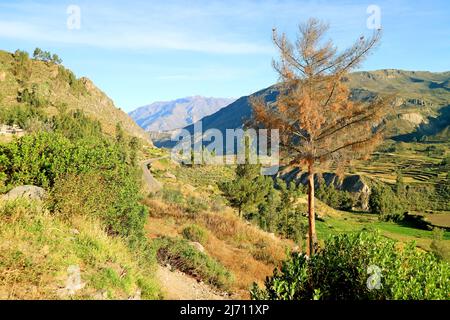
[175,70,450,142]
[129,96,235,132]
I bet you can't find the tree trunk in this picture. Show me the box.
[307,165,317,256]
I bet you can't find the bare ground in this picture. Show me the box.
[156,265,228,300]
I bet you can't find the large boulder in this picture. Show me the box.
[1,185,46,201]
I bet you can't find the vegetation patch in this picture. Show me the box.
[0,199,161,300]
[153,237,233,290]
[182,224,209,244]
[251,231,450,300]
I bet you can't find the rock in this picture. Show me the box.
[80,77,94,92]
[70,229,80,235]
[164,172,177,180]
[0,71,6,82]
[57,265,86,297]
[93,289,108,300]
[184,184,196,193]
[189,241,205,253]
[128,289,141,300]
[399,113,425,126]
[1,185,46,201]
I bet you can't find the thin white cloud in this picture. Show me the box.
[0,0,277,54]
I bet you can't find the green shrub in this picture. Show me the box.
[17,84,47,108]
[251,231,450,300]
[182,224,208,244]
[57,65,86,95]
[0,126,147,242]
[50,171,148,242]
[369,183,405,221]
[430,228,449,261]
[154,237,233,289]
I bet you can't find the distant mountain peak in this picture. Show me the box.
[129,96,235,132]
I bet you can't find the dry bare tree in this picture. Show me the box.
[251,19,391,256]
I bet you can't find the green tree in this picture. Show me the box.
[51,53,62,65]
[277,180,306,243]
[219,162,267,218]
[369,183,405,221]
[33,48,43,60]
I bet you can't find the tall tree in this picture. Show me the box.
[251,19,390,256]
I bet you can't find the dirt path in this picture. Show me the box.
[142,159,228,300]
[156,265,227,300]
[140,157,167,193]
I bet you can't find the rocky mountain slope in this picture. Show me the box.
[129,96,235,132]
[0,49,151,143]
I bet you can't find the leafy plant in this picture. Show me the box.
[251,231,450,300]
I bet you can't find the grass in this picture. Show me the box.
[144,197,293,298]
[182,224,209,244]
[0,199,161,300]
[314,208,450,260]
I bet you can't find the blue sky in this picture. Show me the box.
[0,0,449,112]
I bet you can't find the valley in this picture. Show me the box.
[0,9,449,302]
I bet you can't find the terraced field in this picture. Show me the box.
[353,142,448,185]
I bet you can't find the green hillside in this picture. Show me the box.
[0,49,151,143]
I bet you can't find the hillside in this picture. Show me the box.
[0,50,151,143]
[168,70,450,142]
[129,96,235,132]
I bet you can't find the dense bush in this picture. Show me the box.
[219,159,307,243]
[316,183,354,211]
[0,121,147,242]
[159,187,184,205]
[369,183,405,221]
[57,65,86,94]
[50,171,148,241]
[251,231,450,300]
[182,224,209,244]
[12,49,32,83]
[0,104,46,128]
